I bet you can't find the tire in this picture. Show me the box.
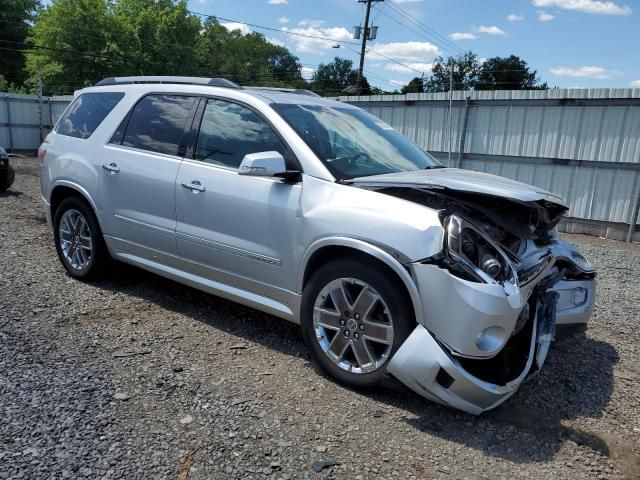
[0,165,15,192]
[53,196,109,280]
[301,257,414,389]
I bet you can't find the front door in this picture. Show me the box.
[99,93,198,256]
[175,98,301,295]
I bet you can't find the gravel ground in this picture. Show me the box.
[1,157,639,480]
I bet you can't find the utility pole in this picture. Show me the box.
[355,0,383,95]
[37,77,44,143]
[447,61,453,163]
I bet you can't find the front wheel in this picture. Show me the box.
[301,258,414,389]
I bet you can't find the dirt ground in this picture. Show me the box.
[1,157,639,479]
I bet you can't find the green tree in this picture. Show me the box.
[0,0,38,86]
[24,0,304,94]
[424,51,481,92]
[401,76,424,94]
[197,19,303,86]
[477,55,547,90]
[310,57,370,96]
[25,0,123,93]
[112,0,201,76]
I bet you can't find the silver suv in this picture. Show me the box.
[40,76,596,414]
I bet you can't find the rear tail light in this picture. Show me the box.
[38,148,47,165]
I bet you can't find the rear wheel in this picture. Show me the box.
[301,258,414,389]
[53,196,109,279]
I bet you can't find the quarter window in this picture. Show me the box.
[56,92,124,139]
[122,94,196,156]
[195,99,285,169]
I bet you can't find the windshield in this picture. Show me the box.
[272,103,441,180]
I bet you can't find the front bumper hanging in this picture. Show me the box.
[387,249,595,415]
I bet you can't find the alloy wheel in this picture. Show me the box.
[313,277,394,374]
[59,209,93,270]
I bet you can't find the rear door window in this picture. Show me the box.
[122,94,196,156]
[56,92,124,139]
[195,99,285,169]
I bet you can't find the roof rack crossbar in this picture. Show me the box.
[95,76,241,89]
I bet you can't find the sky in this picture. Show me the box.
[185,0,640,91]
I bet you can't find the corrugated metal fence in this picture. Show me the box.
[1,89,639,241]
[338,88,640,241]
[0,93,73,152]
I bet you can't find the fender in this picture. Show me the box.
[49,179,106,233]
[297,236,425,325]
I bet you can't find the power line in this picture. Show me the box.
[386,0,465,56]
[375,1,464,56]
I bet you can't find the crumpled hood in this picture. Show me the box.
[350,168,567,208]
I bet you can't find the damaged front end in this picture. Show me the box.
[378,185,596,415]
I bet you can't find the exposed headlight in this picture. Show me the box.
[445,215,518,287]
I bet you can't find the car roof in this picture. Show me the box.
[77,77,358,110]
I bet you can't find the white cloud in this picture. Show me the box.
[301,67,315,80]
[221,22,252,35]
[532,0,631,15]
[630,80,640,87]
[278,16,289,24]
[384,62,433,74]
[507,13,524,21]
[390,80,406,86]
[266,37,285,47]
[298,19,325,27]
[449,32,478,40]
[282,25,351,53]
[196,0,205,4]
[550,66,622,79]
[538,10,556,20]
[267,0,288,4]
[477,25,507,36]
[369,41,440,62]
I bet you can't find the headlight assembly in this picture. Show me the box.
[445,214,518,287]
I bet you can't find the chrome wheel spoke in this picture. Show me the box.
[363,321,394,345]
[352,287,378,319]
[351,339,374,368]
[64,214,75,234]
[79,235,92,251]
[314,307,342,330]
[329,282,350,315]
[327,333,349,362]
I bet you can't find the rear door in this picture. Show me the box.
[99,93,198,257]
[175,97,301,294]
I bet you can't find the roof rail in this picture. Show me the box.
[245,86,320,97]
[95,76,241,89]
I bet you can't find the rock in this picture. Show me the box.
[180,415,194,425]
[113,392,130,401]
[312,460,340,473]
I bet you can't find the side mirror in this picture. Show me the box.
[238,151,287,177]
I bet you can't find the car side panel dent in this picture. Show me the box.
[298,175,445,264]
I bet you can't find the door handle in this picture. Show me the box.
[181,180,206,193]
[102,162,120,173]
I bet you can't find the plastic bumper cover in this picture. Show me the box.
[551,278,595,326]
[387,264,593,415]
